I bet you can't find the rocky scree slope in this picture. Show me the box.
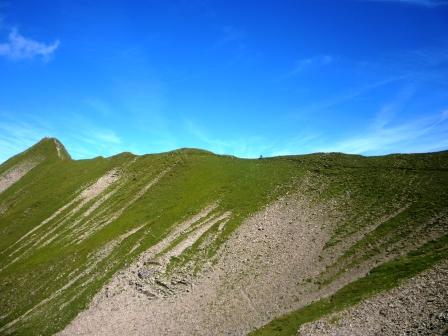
[298,259,448,336]
[0,138,447,335]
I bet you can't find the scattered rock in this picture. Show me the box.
[298,261,448,336]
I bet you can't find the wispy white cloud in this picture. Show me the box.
[314,83,448,156]
[295,75,405,113]
[288,55,333,77]
[270,108,448,157]
[0,28,59,60]
[291,44,448,115]
[362,0,448,7]
[301,85,447,155]
[371,84,416,129]
[274,84,447,156]
[184,92,448,158]
[321,111,448,154]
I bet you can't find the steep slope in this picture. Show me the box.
[0,139,447,335]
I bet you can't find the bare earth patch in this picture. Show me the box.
[0,158,41,195]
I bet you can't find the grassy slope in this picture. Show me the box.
[0,140,447,335]
[0,140,299,335]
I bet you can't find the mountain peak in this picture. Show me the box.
[28,137,71,161]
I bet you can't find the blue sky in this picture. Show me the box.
[0,0,447,162]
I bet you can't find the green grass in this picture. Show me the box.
[251,234,448,336]
[0,139,447,335]
[0,141,301,335]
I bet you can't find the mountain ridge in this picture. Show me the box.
[7,137,448,164]
[0,139,447,335]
